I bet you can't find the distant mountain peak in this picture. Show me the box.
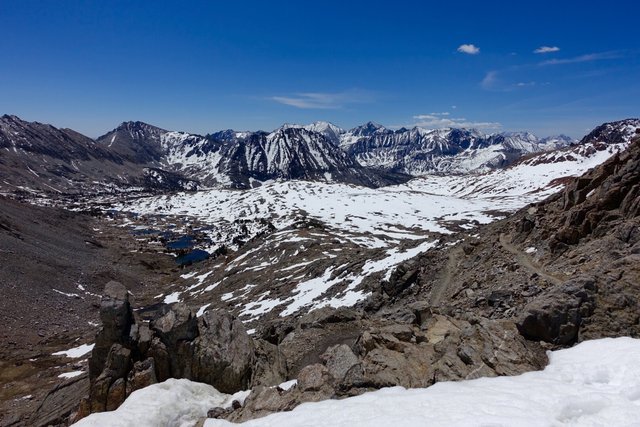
[114,120,166,135]
[349,121,388,137]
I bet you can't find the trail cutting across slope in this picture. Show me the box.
[498,234,565,285]
[431,245,465,305]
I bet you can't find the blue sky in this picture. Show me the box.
[1,0,638,138]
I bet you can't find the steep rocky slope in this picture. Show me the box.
[0,197,176,426]
[405,129,640,345]
[341,124,574,175]
[0,115,139,194]
[97,122,405,189]
[6,115,637,197]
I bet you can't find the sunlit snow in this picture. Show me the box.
[72,338,640,427]
[52,343,95,358]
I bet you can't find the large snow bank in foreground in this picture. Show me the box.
[75,338,640,427]
[73,378,248,427]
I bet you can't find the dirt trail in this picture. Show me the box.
[498,234,565,285]
[431,245,464,305]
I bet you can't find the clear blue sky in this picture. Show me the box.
[1,0,638,138]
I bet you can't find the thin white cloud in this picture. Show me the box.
[534,46,560,54]
[481,71,499,90]
[516,81,536,87]
[457,44,480,55]
[270,90,372,109]
[539,51,620,66]
[412,114,501,130]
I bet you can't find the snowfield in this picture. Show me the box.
[118,140,627,249]
[112,141,629,319]
[72,337,640,427]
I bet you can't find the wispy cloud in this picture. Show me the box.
[481,71,499,90]
[539,51,621,66]
[534,46,560,54]
[412,113,501,130]
[457,44,480,55]
[270,89,373,109]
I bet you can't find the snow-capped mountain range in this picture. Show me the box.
[94,120,582,188]
[1,114,638,195]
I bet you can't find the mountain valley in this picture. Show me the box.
[0,115,638,426]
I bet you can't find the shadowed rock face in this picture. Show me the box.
[89,282,133,379]
[82,284,259,420]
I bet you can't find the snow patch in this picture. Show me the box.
[52,343,94,358]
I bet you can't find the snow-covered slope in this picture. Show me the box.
[121,134,627,247]
[98,122,398,189]
[343,126,575,175]
[73,337,640,427]
[108,131,628,322]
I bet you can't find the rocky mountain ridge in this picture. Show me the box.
[5,115,635,196]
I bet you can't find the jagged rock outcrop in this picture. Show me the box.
[82,281,549,424]
[516,277,597,344]
[221,305,547,423]
[82,282,259,419]
[190,309,256,393]
[89,281,133,382]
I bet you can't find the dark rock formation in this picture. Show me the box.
[190,309,256,393]
[83,282,257,419]
[89,281,133,381]
[516,277,596,344]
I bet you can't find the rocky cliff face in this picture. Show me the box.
[208,126,401,188]
[79,282,547,423]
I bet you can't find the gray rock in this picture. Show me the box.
[298,307,359,329]
[126,358,158,396]
[321,344,360,381]
[151,302,199,349]
[298,364,331,392]
[190,309,255,393]
[89,281,133,380]
[516,278,596,344]
[251,340,288,387]
[382,261,419,297]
